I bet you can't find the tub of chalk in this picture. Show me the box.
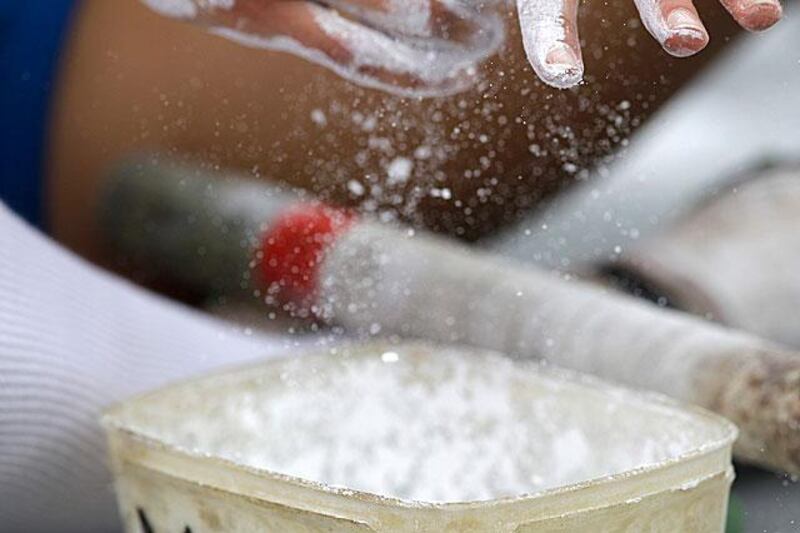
[102,342,737,532]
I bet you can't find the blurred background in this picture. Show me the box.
[2,0,799,531]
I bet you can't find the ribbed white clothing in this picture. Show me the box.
[0,203,307,532]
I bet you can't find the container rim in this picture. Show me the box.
[102,341,739,513]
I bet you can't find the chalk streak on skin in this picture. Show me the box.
[311,5,488,86]
[326,0,434,38]
[140,0,236,18]
[210,21,489,98]
[312,3,507,93]
[140,0,198,18]
[633,0,673,43]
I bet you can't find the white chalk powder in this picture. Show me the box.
[516,0,583,88]
[140,0,235,19]
[387,157,414,185]
[129,345,716,503]
[140,0,198,18]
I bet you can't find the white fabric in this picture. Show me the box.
[0,203,307,532]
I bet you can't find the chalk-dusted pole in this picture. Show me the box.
[319,223,800,473]
[100,155,294,296]
[101,156,800,474]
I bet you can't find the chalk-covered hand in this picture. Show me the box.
[140,0,504,96]
[517,0,783,89]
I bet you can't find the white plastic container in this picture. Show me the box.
[103,342,737,532]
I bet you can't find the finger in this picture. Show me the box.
[717,0,782,32]
[139,0,203,19]
[208,2,353,64]
[516,0,584,89]
[633,0,710,57]
[323,0,498,46]
[303,2,487,93]
[323,0,436,38]
[205,1,489,96]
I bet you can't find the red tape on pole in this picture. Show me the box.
[259,204,355,305]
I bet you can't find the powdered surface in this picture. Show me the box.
[132,346,717,502]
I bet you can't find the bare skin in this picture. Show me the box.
[48,0,747,264]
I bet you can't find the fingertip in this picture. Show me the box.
[663,8,709,57]
[541,68,584,89]
[663,29,709,57]
[540,44,584,89]
[735,0,783,32]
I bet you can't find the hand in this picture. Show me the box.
[139,0,504,96]
[517,0,783,89]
